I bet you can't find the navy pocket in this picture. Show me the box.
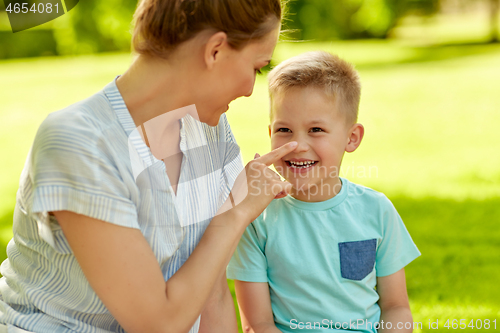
[339,239,377,281]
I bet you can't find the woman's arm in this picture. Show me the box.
[234,280,281,333]
[54,208,244,333]
[377,268,414,333]
[198,271,238,333]
[55,142,297,333]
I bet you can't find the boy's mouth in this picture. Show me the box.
[285,160,318,170]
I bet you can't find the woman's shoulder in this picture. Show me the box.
[40,89,117,138]
[31,88,128,168]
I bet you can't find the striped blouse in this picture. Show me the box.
[0,78,243,332]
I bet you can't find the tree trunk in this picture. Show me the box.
[491,0,500,43]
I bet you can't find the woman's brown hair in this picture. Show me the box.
[133,0,283,58]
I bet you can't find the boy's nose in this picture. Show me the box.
[294,139,309,153]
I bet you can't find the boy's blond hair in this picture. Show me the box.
[268,51,361,124]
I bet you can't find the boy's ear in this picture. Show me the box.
[268,125,271,138]
[204,31,228,70]
[345,123,364,153]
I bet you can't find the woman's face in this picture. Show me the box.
[200,27,280,126]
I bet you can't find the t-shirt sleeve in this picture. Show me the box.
[227,217,268,282]
[26,111,139,234]
[375,196,421,277]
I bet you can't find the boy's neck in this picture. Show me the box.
[289,177,342,203]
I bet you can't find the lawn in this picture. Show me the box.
[1,38,499,332]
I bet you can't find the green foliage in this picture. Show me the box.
[0,0,445,59]
[283,0,439,40]
[0,29,57,58]
[0,0,137,58]
[54,0,137,54]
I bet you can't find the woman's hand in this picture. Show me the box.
[252,153,288,200]
[224,142,297,222]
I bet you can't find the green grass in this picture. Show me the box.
[1,39,500,332]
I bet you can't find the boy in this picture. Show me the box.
[227,51,420,333]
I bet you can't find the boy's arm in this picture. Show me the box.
[234,280,281,333]
[377,268,413,332]
[199,272,238,333]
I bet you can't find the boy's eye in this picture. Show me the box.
[310,127,324,132]
[276,128,291,133]
[255,69,263,75]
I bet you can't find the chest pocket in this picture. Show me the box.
[339,239,377,281]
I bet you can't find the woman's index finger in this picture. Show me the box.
[256,142,298,166]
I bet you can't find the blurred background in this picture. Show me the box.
[1,0,499,332]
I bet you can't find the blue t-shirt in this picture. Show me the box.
[227,178,420,333]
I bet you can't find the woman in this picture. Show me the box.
[0,0,296,332]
